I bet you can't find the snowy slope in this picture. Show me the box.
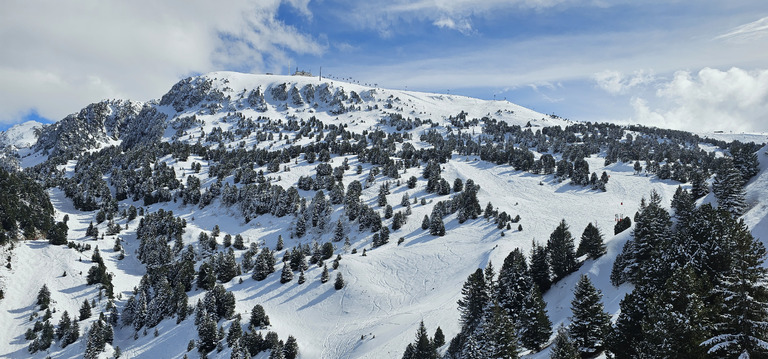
[0,121,42,149]
[0,71,765,359]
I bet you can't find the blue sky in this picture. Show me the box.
[1,0,767,132]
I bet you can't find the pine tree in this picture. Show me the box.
[530,241,551,292]
[612,191,672,286]
[482,302,520,358]
[227,320,243,347]
[320,264,330,283]
[280,264,293,284]
[497,248,532,323]
[433,326,446,348]
[639,266,709,358]
[458,269,488,335]
[547,219,578,281]
[421,215,430,230]
[569,275,611,358]
[37,284,51,309]
[283,335,299,359]
[703,219,768,358]
[79,299,92,321]
[519,285,552,351]
[576,223,606,259]
[298,268,306,284]
[550,326,579,359]
[713,159,747,216]
[409,320,438,359]
[250,304,270,329]
[334,272,345,290]
[197,313,219,353]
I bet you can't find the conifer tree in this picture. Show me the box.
[79,299,92,321]
[547,219,578,281]
[550,326,579,359]
[639,266,709,358]
[497,249,532,323]
[576,223,606,259]
[433,326,445,348]
[405,320,438,359]
[321,264,330,283]
[250,304,270,329]
[280,264,293,284]
[703,219,768,358]
[457,269,488,335]
[480,303,520,359]
[334,272,345,290]
[519,285,552,351]
[37,284,51,309]
[713,159,747,216]
[422,215,430,230]
[530,241,551,292]
[283,335,299,359]
[569,275,611,358]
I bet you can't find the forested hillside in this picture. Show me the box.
[0,71,766,359]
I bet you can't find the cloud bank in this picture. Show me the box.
[0,0,322,126]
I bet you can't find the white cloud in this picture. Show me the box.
[716,16,768,42]
[593,70,655,95]
[0,0,322,126]
[433,16,474,34]
[631,67,768,132]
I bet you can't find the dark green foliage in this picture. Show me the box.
[713,159,747,216]
[530,241,551,293]
[334,272,345,290]
[402,321,438,359]
[433,326,445,348]
[421,215,430,230]
[0,168,54,243]
[197,262,216,291]
[79,299,92,321]
[639,266,709,358]
[611,191,671,286]
[497,248,532,324]
[37,284,51,309]
[283,335,299,359]
[227,320,242,347]
[570,275,611,358]
[47,221,68,245]
[703,219,768,358]
[576,223,606,259]
[613,216,631,235]
[250,304,270,329]
[550,326,579,359]
[547,219,578,281]
[457,269,488,335]
[320,264,329,283]
[519,285,552,351]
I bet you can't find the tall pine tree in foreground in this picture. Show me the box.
[548,219,578,281]
[518,285,552,351]
[703,219,768,358]
[576,223,605,260]
[569,275,611,358]
[713,159,747,217]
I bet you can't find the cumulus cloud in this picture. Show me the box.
[631,67,768,133]
[0,0,322,126]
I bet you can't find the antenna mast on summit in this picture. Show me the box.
[319,66,322,81]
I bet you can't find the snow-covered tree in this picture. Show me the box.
[569,275,611,358]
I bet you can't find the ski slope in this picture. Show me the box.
[0,72,766,358]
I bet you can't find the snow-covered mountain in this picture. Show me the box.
[1,71,767,359]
